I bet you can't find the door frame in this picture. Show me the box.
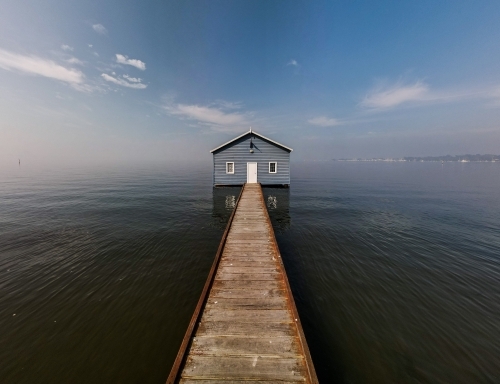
[247,162,258,183]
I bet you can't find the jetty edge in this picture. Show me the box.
[166,183,318,383]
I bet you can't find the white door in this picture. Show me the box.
[247,162,257,183]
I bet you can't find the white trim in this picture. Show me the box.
[210,129,293,153]
[269,161,277,173]
[226,162,234,174]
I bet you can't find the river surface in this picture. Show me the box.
[1,162,499,383]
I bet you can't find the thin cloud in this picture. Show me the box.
[92,24,107,35]
[61,44,74,51]
[287,59,299,67]
[165,103,248,127]
[123,74,142,83]
[360,79,500,111]
[361,81,429,109]
[101,73,147,89]
[0,48,84,85]
[308,116,342,127]
[66,57,84,65]
[211,100,243,110]
[491,87,500,99]
[116,54,146,70]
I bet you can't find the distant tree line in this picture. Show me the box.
[335,154,500,162]
[403,154,500,162]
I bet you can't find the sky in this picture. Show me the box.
[1,0,500,166]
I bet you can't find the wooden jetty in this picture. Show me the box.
[167,183,318,383]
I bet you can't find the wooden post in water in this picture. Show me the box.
[167,183,318,383]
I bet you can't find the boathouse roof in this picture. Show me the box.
[210,129,293,153]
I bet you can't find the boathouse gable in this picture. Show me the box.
[211,130,292,186]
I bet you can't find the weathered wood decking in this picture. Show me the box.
[167,183,317,383]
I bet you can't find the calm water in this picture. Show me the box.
[1,162,499,383]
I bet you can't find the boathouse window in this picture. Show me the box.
[226,162,234,174]
[269,162,277,173]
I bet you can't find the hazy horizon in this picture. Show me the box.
[1,1,500,167]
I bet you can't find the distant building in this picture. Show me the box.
[210,129,292,187]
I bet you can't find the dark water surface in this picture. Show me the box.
[1,162,499,383]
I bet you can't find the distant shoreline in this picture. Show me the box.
[334,155,500,163]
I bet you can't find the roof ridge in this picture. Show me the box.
[210,130,293,153]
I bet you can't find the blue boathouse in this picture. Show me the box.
[211,129,292,187]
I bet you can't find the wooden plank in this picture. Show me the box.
[221,252,275,257]
[182,356,307,381]
[189,336,301,357]
[224,244,272,248]
[206,297,287,310]
[219,259,274,267]
[202,308,292,323]
[181,380,301,384]
[219,262,275,268]
[212,279,285,291]
[215,272,281,281]
[220,259,275,264]
[226,237,270,241]
[218,266,277,274]
[225,243,271,247]
[222,247,275,253]
[210,288,286,299]
[197,321,295,337]
[228,228,269,231]
[222,249,274,255]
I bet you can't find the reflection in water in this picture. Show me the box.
[262,187,291,233]
[225,195,236,209]
[267,195,277,209]
[212,187,241,229]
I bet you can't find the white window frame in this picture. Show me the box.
[269,161,277,173]
[226,162,235,174]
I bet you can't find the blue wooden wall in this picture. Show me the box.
[212,134,291,185]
